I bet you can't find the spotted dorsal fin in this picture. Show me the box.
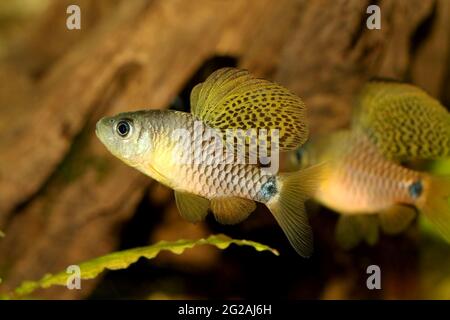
[190,68,309,154]
[353,81,450,161]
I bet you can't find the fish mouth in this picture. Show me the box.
[95,118,103,139]
[95,117,111,143]
[95,121,100,137]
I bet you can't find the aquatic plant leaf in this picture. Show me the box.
[8,234,278,298]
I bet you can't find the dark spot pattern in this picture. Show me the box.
[192,68,309,158]
[356,81,450,161]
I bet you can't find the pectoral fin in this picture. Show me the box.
[210,197,256,225]
[378,205,416,235]
[174,190,210,223]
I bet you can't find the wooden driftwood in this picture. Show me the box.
[0,0,448,299]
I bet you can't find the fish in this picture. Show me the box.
[292,80,450,249]
[352,80,450,161]
[95,68,322,257]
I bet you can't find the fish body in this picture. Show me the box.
[296,130,450,248]
[96,68,321,257]
[309,131,423,215]
[294,80,450,247]
[97,110,271,201]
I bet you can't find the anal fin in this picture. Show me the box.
[174,190,210,223]
[361,215,379,245]
[336,215,363,250]
[210,197,256,225]
[335,215,379,250]
[378,205,416,235]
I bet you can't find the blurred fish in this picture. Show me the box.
[292,81,450,249]
[353,80,450,161]
[96,68,322,257]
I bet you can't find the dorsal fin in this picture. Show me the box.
[352,81,450,161]
[190,68,309,155]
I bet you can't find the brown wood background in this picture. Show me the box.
[0,0,449,299]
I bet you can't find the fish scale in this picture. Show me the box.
[145,110,271,201]
[315,133,421,214]
[96,67,321,257]
[292,80,450,247]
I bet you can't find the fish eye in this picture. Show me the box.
[115,119,132,138]
[408,180,423,199]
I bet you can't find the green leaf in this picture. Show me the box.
[6,234,278,299]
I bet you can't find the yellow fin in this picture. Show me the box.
[190,82,202,111]
[361,215,380,246]
[335,216,363,250]
[353,81,450,161]
[266,164,324,257]
[174,190,209,223]
[190,68,309,152]
[210,197,256,225]
[418,175,450,243]
[378,205,416,235]
[335,215,379,250]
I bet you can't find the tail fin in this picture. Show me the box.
[266,164,324,257]
[417,175,450,243]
